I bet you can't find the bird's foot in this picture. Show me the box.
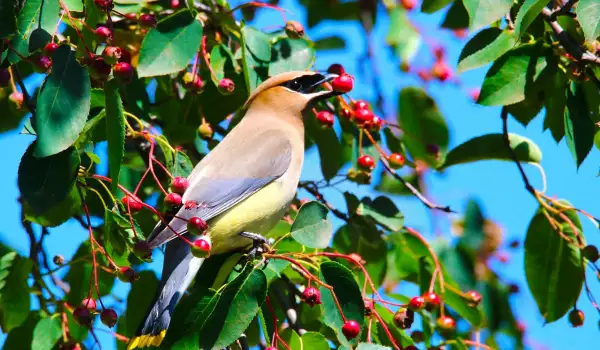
[234,232,272,271]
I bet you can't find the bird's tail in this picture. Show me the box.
[128,238,204,349]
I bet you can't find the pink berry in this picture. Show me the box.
[301,287,322,307]
[164,192,182,207]
[121,195,143,213]
[95,26,113,43]
[102,46,122,65]
[33,56,52,73]
[187,217,208,235]
[331,74,353,93]
[139,14,157,28]
[170,176,189,194]
[432,61,451,82]
[218,78,235,95]
[113,62,133,83]
[81,297,97,310]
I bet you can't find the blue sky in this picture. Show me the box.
[1,0,599,348]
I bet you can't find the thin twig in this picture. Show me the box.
[501,107,536,195]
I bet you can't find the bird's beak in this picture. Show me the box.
[306,73,341,101]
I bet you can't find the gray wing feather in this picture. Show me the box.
[147,129,292,248]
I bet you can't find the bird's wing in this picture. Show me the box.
[146,128,292,248]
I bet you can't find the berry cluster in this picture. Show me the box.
[72,297,118,328]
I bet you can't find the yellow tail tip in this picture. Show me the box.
[127,330,167,349]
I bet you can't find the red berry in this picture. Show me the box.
[0,68,10,87]
[432,61,451,82]
[364,300,374,316]
[265,348,277,350]
[357,155,375,170]
[73,307,92,326]
[465,290,482,307]
[183,72,205,93]
[331,74,353,93]
[33,56,52,73]
[187,216,208,235]
[417,69,431,83]
[133,241,152,260]
[164,192,182,207]
[341,320,360,339]
[423,292,441,310]
[388,153,405,169]
[139,14,157,28]
[170,176,189,194]
[119,49,132,63]
[191,239,211,258]
[113,62,133,83]
[469,88,480,102]
[218,78,235,95]
[436,316,456,332]
[102,46,122,65]
[453,28,468,38]
[316,111,334,127]
[327,63,345,76]
[569,309,584,327]
[95,26,113,43]
[44,42,59,56]
[9,91,24,108]
[170,0,180,8]
[198,123,214,140]
[353,100,369,110]
[408,296,425,311]
[302,287,322,307]
[354,108,374,125]
[365,115,383,131]
[121,195,143,213]
[117,266,137,283]
[90,56,112,81]
[341,107,353,119]
[94,0,113,10]
[400,0,416,10]
[124,12,137,21]
[81,297,97,310]
[284,20,304,39]
[100,308,118,328]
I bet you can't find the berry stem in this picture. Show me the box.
[133,167,151,196]
[372,310,400,350]
[59,1,93,55]
[201,35,219,82]
[228,2,288,23]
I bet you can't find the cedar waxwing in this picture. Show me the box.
[128,71,339,349]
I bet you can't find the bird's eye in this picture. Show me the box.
[288,80,302,91]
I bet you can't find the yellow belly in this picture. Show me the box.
[204,180,290,255]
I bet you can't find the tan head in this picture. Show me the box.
[244,71,339,116]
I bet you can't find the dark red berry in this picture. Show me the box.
[465,290,482,307]
[388,153,405,169]
[331,74,353,93]
[341,320,360,339]
[583,245,599,262]
[0,68,10,87]
[90,56,112,81]
[100,308,118,328]
[393,307,414,329]
[316,111,334,127]
[569,309,584,327]
[113,62,133,83]
[119,48,132,63]
[94,0,113,9]
[117,266,137,283]
[102,46,122,65]
[81,297,97,310]
[139,14,157,28]
[436,316,456,332]
[170,177,189,194]
[365,115,383,131]
[133,241,152,260]
[218,78,235,95]
[164,192,182,207]
[357,155,375,170]
[33,56,52,73]
[408,296,425,311]
[423,292,441,311]
[44,42,59,56]
[354,108,374,125]
[187,217,208,235]
[121,195,143,213]
[191,239,211,258]
[364,299,374,316]
[284,20,304,39]
[327,63,345,76]
[341,107,353,119]
[411,330,424,343]
[73,307,92,326]
[301,287,322,307]
[95,26,113,43]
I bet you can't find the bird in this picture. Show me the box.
[128,71,339,349]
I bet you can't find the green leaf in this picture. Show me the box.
[478,43,552,106]
[314,36,346,50]
[0,0,18,39]
[374,172,421,196]
[137,9,203,77]
[564,82,595,167]
[421,0,453,13]
[104,209,142,266]
[104,79,126,195]
[0,252,33,332]
[291,201,332,249]
[35,46,91,157]
[356,196,404,231]
[319,261,365,347]
[241,25,271,93]
[8,0,60,62]
[210,44,236,84]
[192,267,267,349]
[23,186,81,227]
[457,28,516,73]
[356,343,393,350]
[440,133,542,169]
[3,312,40,349]
[441,0,470,29]
[64,241,116,305]
[514,0,547,38]
[301,331,330,349]
[18,143,80,214]
[62,0,84,12]
[576,0,600,41]
[386,7,421,63]
[525,204,585,323]
[120,271,159,337]
[543,70,569,143]
[269,37,315,76]
[31,317,62,350]
[463,0,513,31]
[398,87,449,167]
[171,151,194,178]
[278,328,302,350]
